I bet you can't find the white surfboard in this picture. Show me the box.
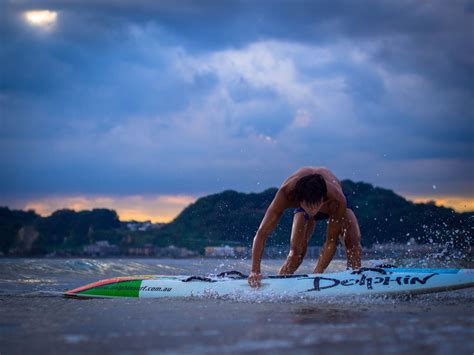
[64,267,474,299]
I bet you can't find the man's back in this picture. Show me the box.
[278,167,345,213]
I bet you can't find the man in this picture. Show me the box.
[248,167,362,288]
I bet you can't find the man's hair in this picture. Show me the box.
[294,174,328,204]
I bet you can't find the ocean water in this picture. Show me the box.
[0,257,473,354]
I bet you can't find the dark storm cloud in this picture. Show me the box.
[0,0,473,200]
[3,0,472,100]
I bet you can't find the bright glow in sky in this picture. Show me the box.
[20,195,197,223]
[23,10,57,27]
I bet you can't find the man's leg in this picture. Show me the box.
[343,208,362,270]
[279,212,316,275]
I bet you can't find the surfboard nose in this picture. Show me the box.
[65,277,143,298]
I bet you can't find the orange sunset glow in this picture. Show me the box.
[23,195,197,223]
[404,195,474,213]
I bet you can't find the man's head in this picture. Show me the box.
[294,174,327,215]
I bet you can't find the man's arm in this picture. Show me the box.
[248,190,286,286]
[313,201,347,274]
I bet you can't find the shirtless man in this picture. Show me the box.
[248,167,362,288]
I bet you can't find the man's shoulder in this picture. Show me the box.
[271,186,296,210]
[275,185,290,201]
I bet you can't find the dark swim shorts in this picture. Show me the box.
[294,192,353,221]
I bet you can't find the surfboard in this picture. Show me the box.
[64,268,474,299]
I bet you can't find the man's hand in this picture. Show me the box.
[248,272,263,288]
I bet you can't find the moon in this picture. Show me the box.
[24,10,58,27]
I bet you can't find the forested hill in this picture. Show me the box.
[155,180,473,250]
[0,180,472,255]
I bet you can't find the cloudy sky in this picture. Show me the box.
[1,0,473,221]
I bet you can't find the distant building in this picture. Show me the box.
[125,221,165,232]
[127,243,155,256]
[83,241,120,256]
[205,245,236,257]
[233,246,250,258]
[154,245,197,258]
[126,221,153,232]
[126,244,197,258]
[203,246,251,258]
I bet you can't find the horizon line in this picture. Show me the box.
[1,192,473,223]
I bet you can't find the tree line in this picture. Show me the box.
[0,180,472,255]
